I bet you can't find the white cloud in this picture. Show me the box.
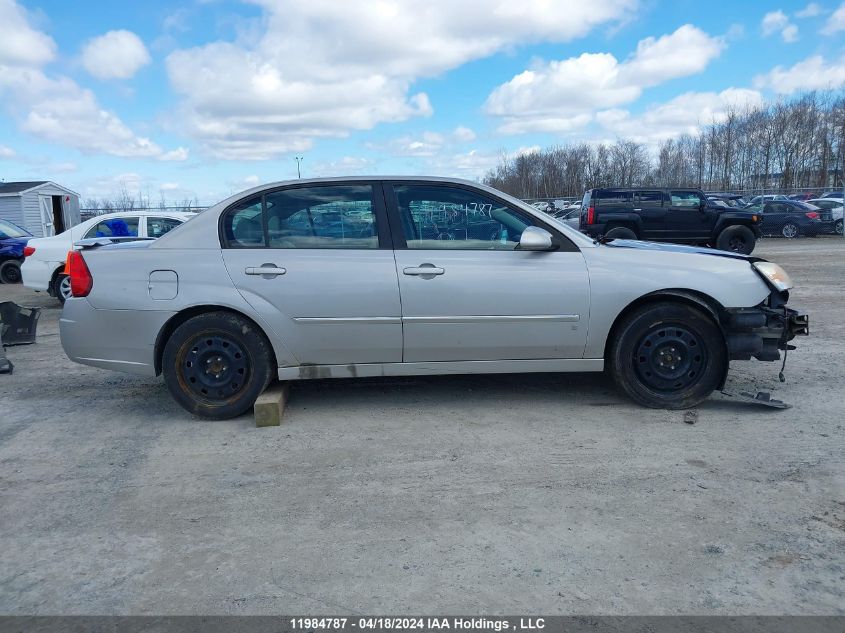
[0,3,180,160]
[0,0,56,66]
[310,156,375,177]
[795,3,823,18]
[166,0,636,159]
[160,182,180,191]
[159,147,189,162]
[81,30,151,80]
[453,126,477,142]
[822,2,845,33]
[753,55,845,92]
[762,10,790,35]
[762,10,799,41]
[0,144,15,159]
[781,24,800,41]
[484,24,725,135]
[596,88,763,144]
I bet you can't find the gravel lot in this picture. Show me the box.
[1,237,843,615]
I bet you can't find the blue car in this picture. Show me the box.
[748,201,835,238]
[0,219,32,284]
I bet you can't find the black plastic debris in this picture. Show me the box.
[0,301,41,346]
[720,390,791,409]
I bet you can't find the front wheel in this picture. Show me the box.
[716,225,755,254]
[162,312,274,419]
[0,259,22,284]
[609,302,726,409]
[782,223,799,239]
[835,219,843,235]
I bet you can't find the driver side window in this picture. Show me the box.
[393,185,534,250]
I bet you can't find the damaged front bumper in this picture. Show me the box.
[723,291,809,361]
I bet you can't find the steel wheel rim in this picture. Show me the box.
[59,275,72,300]
[782,224,798,238]
[727,235,746,251]
[2,265,21,283]
[836,220,843,235]
[179,334,250,402]
[634,324,707,393]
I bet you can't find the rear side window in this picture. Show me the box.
[146,217,183,238]
[265,185,378,249]
[222,196,264,248]
[596,190,630,206]
[84,216,140,239]
[636,191,663,205]
[220,186,379,249]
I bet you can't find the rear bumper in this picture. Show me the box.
[60,298,176,376]
[21,258,62,292]
[724,293,808,361]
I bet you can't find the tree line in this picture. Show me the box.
[483,91,845,199]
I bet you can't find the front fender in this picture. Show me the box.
[582,246,770,358]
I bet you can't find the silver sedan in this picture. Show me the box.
[60,177,808,419]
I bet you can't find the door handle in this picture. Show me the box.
[245,265,287,277]
[403,265,444,276]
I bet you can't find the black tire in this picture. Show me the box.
[715,225,755,254]
[0,259,22,284]
[610,302,726,409]
[51,273,72,304]
[604,226,638,240]
[781,223,799,239]
[835,219,843,235]
[162,312,274,419]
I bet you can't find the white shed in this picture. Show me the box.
[0,181,81,238]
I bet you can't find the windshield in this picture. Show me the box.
[0,219,32,239]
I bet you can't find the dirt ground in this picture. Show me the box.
[0,236,843,615]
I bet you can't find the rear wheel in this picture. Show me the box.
[162,312,274,419]
[604,226,637,240]
[781,223,799,238]
[0,259,22,284]
[52,273,72,304]
[716,225,755,254]
[610,302,726,409]
[835,219,843,235]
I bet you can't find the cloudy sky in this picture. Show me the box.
[1,0,844,205]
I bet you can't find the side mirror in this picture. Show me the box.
[517,226,555,251]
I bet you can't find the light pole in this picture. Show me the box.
[295,156,304,179]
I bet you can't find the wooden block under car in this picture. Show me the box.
[254,381,291,427]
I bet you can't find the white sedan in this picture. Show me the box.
[807,198,843,234]
[22,211,195,303]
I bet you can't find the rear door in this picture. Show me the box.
[386,182,590,362]
[220,182,402,365]
[665,190,712,240]
[633,190,666,238]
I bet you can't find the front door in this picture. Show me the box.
[38,195,54,236]
[221,183,402,366]
[666,190,713,240]
[386,183,590,362]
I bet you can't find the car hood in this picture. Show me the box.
[602,239,763,262]
[0,236,30,252]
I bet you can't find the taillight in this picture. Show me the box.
[805,212,819,220]
[587,206,595,225]
[23,246,35,257]
[66,250,93,297]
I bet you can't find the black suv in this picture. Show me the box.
[579,188,761,254]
